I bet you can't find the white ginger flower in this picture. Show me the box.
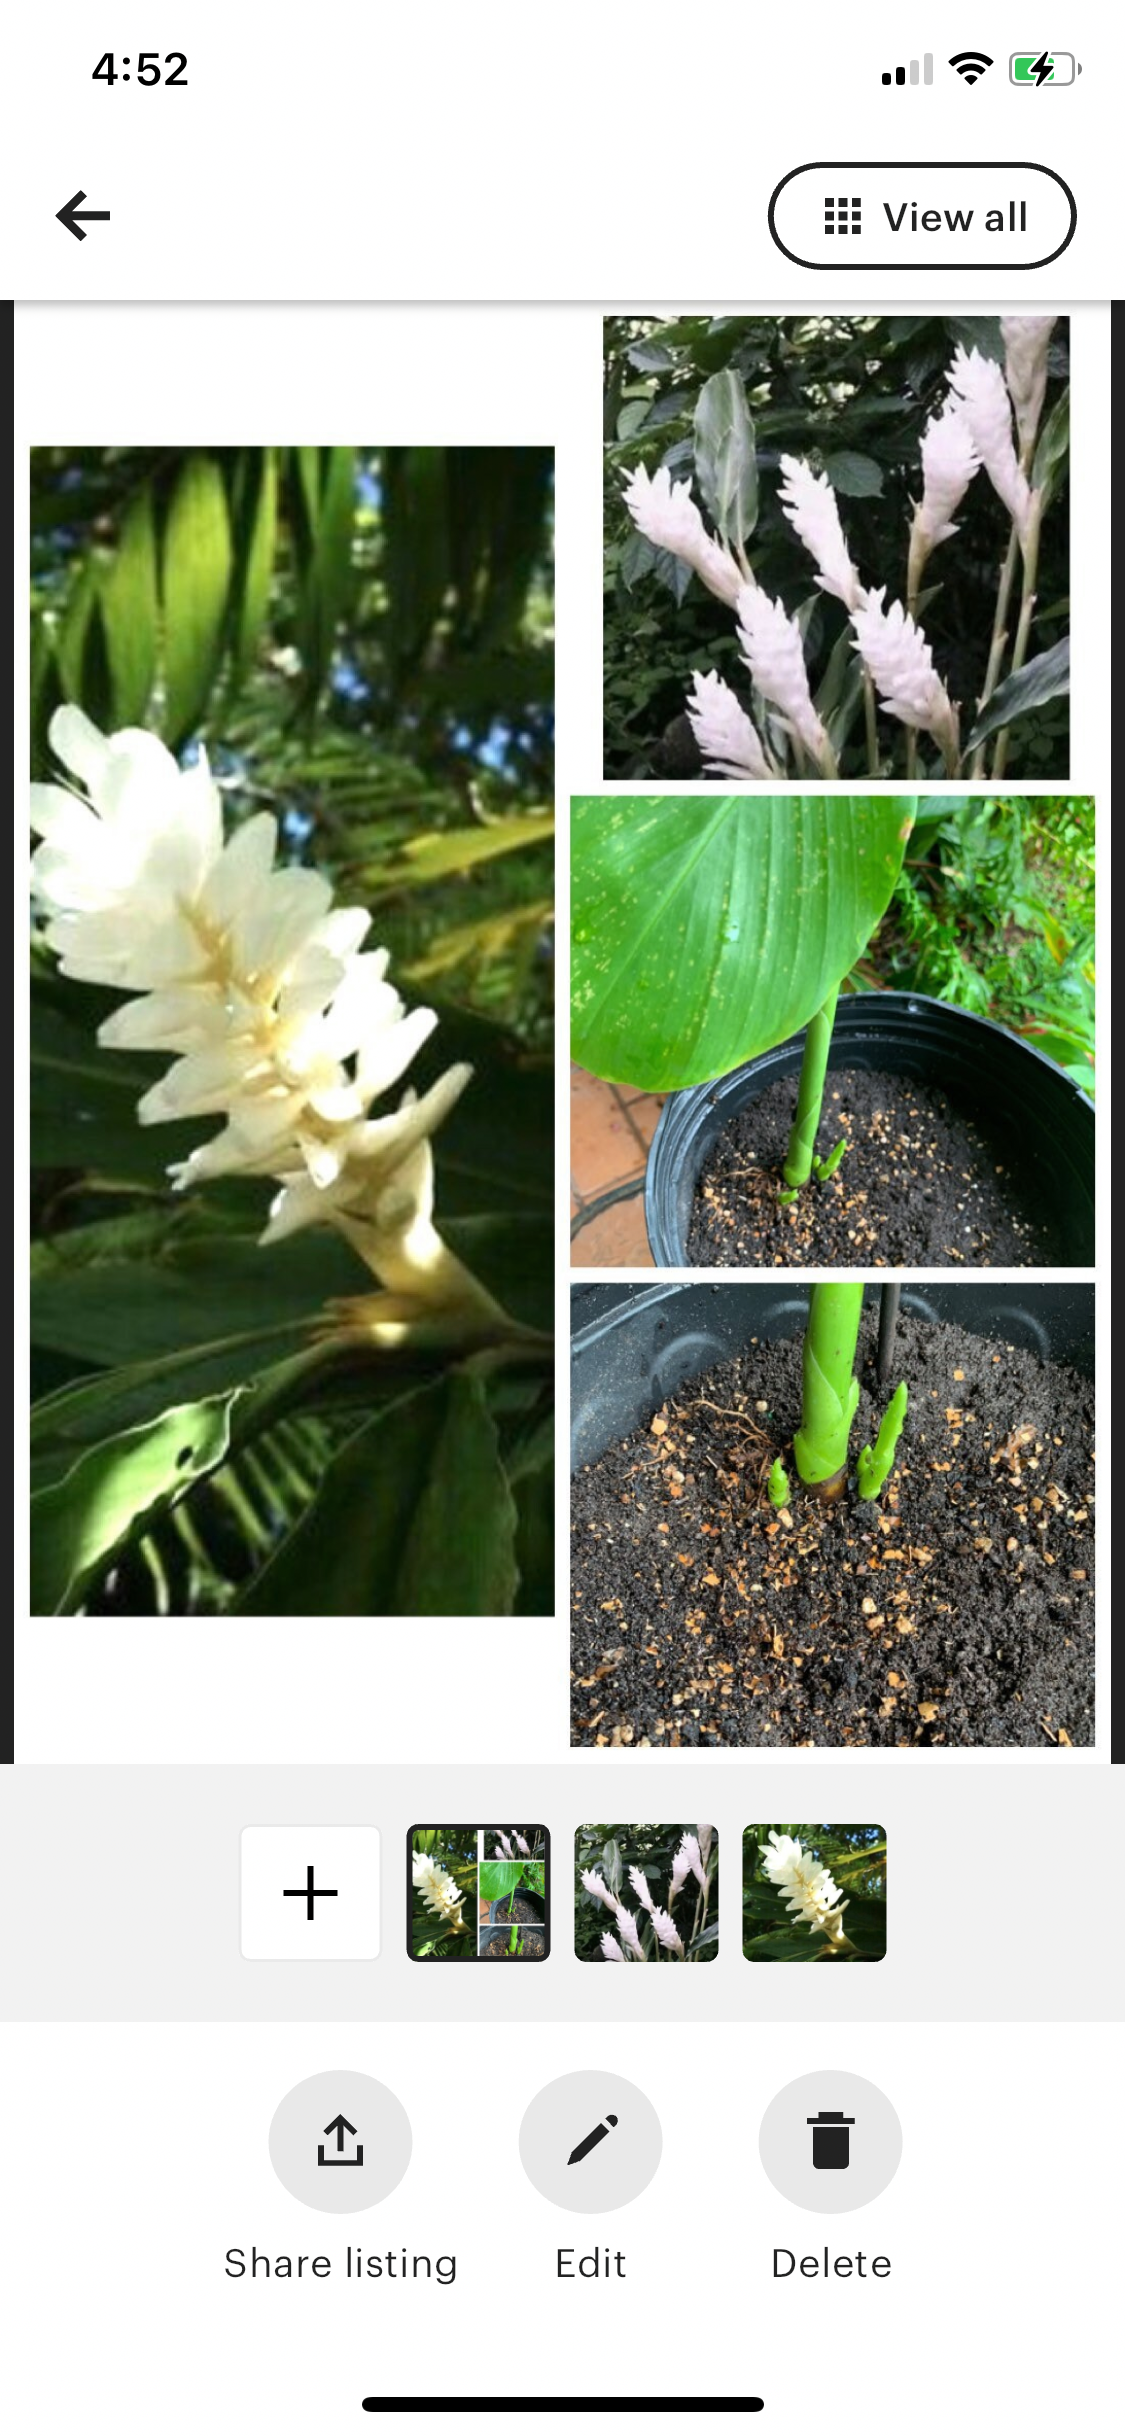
[758,1831,848,1938]
[736,585,833,771]
[650,1905,685,1956]
[621,463,742,607]
[628,1864,657,1913]
[582,1869,620,1913]
[30,708,488,1324]
[496,1832,514,1859]
[850,588,960,768]
[613,1904,647,1961]
[913,404,980,547]
[1001,316,1057,459]
[412,1851,467,1935]
[600,1932,626,1962]
[677,1830,708,1893]
[685,669,771,780]
[514,1833,530,1857]
[668,1841,693,1900]
[947,345,1032,538]
[777,456,862,609]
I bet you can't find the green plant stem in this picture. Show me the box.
[793,1282,863,1498]
[857,1380,908,1499]
[781,986,841,1190]
[991,493,1043,781]
[863,673,879,776]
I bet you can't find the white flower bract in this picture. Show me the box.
[913,404,980,547]
[736,585,833,769]
[412,1850,467,1935]
[685,669,771,780]
[30,708,488,1322]
[850,588,960,768]
[947,345,1032,539]
[1000,316,1057,459]
[758,1831,849,1939]
[777,456,862,609]
[622,463,743,608]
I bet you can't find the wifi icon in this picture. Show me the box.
[950,50,994,84]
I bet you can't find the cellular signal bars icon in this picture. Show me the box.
[882,55,933,85]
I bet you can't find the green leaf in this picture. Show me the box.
[965,637,1070,749]
[369,812,553,887]
[742,1928,824,1961]
[1032,386,1069,509]
[31,1392,240,1614]
[693,369,758,549]
[601,1838,623,1897]
[479,1861,523,1904]
[295,445,356,707]
[161,455,234,745]
[836,1896,887,1958]
[99,487,158,725]
[231,447,278,683]
[571,794,913,1091]
[395,1372,519,1615]
[235,1369,518,1617]
[616,400,650,442]
[823,450,884,498]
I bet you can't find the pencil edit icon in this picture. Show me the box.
[568,2112,619,2165]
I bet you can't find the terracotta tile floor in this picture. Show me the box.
[570,1064,666,1267]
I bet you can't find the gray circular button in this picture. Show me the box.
[519,2070,661,2212]
[759,2070,902,2213]
[268,2070,411,2213]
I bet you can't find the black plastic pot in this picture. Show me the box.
[488,1893,544,1928]
[644,992,1095,1268]
[570,1281,1094,1472]
[481,1926,547,1958]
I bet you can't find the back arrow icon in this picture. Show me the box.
[57,191,111,241]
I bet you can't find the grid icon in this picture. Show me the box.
[823,195,862,237]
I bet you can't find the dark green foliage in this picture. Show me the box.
[852,793,1095,1093]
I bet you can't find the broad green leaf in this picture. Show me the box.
[835,1895,887,1958]
[823,450,884,497]
[231,446,278,682]
[571,793,914,1091]
[693,369,758,549]
[99,487,158,725]
[161,455,234,745]
[30,1214,553,1369]
[395,1372,519,1616]
[296,445,356,705]
[236,1368,520,1617]
[56,561,114,728]
[965,636,1070,749]
[479,1861,523,1904]
[31,1392,240,1615]
[742,1928,825,1961]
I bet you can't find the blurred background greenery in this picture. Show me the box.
[30,445,555,1617]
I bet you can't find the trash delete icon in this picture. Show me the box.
[807,2109,855,2170]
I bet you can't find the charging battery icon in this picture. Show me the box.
[1009,51,1079,84]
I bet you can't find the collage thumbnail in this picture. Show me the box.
[571,310,1093,1753]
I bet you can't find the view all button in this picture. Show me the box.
[769,161,1076,270]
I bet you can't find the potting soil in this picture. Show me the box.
[571,1312,1093,1749]
[685,1067,1066,1267]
